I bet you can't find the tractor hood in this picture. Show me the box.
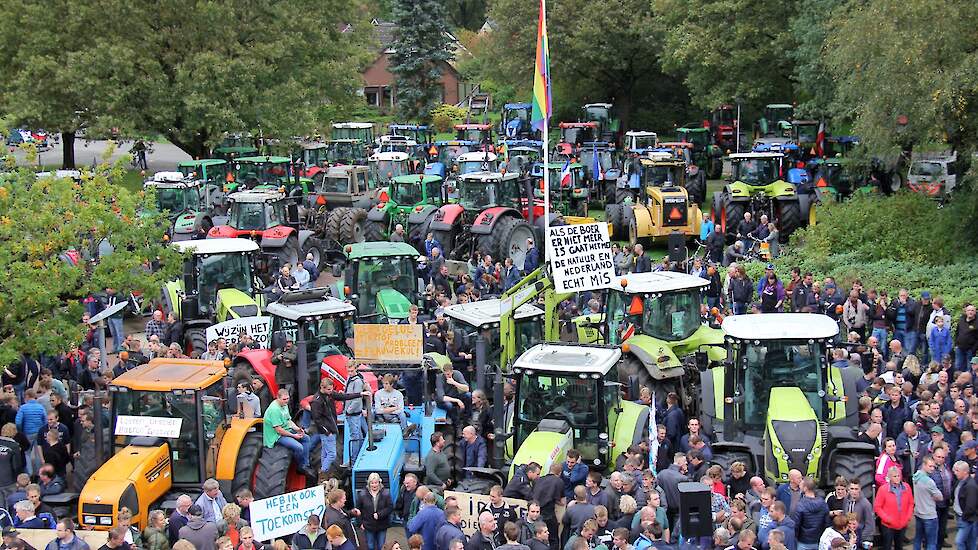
[509,424,573,480]
[624,334,684,379]
[375,288,411,320]
[216,288,260,322]
[765,386,821,481]
[728,179,794,198]
[173,212,199,235]
[78,443,173,529]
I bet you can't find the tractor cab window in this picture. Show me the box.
[739,339,824,429]
[229,202,266,230]
[910,161,947,177]
[499,177,522,205]
[424,178,441,203]
[273,317,351,369]
[156,188,190,213]
[357,170,370,191]
[585,107,609,127]
[197,253,254,316]
[437,145,469,166]
[111,389,204,484]
[354,256,416,317]
[642,289,702,341]
[631,136,657,150]
[514,316,544,356]
[642,165,681,187]
[323,176,351,193]
[392,181,423,204]
[376,160,407,181]
[235,163,277,187]
[327,142,357,164]
[458,160,493,175]
[794,125,818,144]
[604,290,629,345]
[518,374,599,427]
[266,203,284,227]
[766,107,794,123]
[734,159,779,185]
[459,180,497,209]
[458,129,486,142]
[201,380,226,438]
[580,150,614,172]
[303,147,326,167]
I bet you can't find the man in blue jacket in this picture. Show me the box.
[775,469,803,514]
[561,449,589,500]
[434,506,467,550]
[406,492,446,550]
[758,501,797,550]
[459,425,487,478]
[789,478,827,550]
[523,238,539,274]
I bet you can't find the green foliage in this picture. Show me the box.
[444,0,489,31]
[767,191,978,313]
[389,0,455,122]
[0,151,180,365]
[0,2,374,160]
[788,0,845,117]
[429,104,469,133]
[654,0,799,109]
[823,0,978,153]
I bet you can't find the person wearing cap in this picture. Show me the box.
[2,526,35,550]
[819,283,844,321]
[962,440,978,475]
[178,505,218,550]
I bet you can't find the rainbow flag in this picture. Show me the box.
[530,0,551,131]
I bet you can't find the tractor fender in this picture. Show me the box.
[259,226,296,249]
[630,204,656,236]
[508,427,574,481]
[725,182,755,200]
[408,204,439,225]
[366,204,388,222]
[172,212,201,237]
[612,401,650,461]
[429,204,465,231]
[471,207,520,235]
[233,350,278,393]
[215,416,263,486]
[163,281,183,318]
[207,224,239,239]
[624,334,684,379]
[768,179,796,197]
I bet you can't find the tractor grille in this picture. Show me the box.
[82,503,114,515]
[663,196,688,227]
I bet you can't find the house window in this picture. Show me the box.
[365,89,379,107]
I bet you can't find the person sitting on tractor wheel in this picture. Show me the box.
[262,389,315,478]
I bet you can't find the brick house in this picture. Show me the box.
[356,19,474,112]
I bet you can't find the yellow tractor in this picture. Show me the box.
[625,154,702,246]
[77,359,291,530]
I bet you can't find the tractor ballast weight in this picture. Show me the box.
[699,314,876,495]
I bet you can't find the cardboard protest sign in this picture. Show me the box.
[547,223,615,293]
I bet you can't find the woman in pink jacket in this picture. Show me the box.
[875,437,901,487]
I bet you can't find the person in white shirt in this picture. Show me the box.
[373,374,415,437]
[293,262,311,289]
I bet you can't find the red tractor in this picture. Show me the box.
[428,171,556,270]
[454,124,494,149]
[556,122,598,156]
[708,104,738,152]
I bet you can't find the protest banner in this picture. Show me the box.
[353,324,423,364]
[250,485,326,541]
[445,491,565,536]
[546,222,615,293]
[206,316,271,348]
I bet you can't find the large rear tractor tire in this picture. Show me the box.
[188,328,207,355]
[231,430,263,497]
[301,237,325,273]
[830,451,875,502]
[619,354,653,401]
[605,204,625,240]
[431,228,457,260]
[275,236,300,270]
[686,173,707,205]
[710,450,755,476]
[325,209,344,242]
[364,220,386,242]
[254,445,291,499]
[777,199,801,241]
[718,194,745,240]
[487,216,535,271]
[339,208,368,244]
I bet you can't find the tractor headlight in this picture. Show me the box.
[599,433,608,440]
[807,453,814,461]
[774,445,783,457]
[594,459,602,466]
[100,517,112,525]
[83,516,96,525]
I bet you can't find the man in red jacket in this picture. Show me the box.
[874,466,914,550]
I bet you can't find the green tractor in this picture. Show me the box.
[712,152,810,241]
[164,239,264,353]
[582,271,725,409]
[582,103,620,144]
[142,172,222,242]
[508,343,650,475]
[365,174,446,246]
[676,125,723,180]
[531,161,589,217]
[755,104,795,139]
[213,134,259,162]
[226,156,312,199]
[333,241,424,323]
[331,122,375,145]
[700,314,876,494]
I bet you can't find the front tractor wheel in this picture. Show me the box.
[718,194,745,240]
[339,208,368,244]
[188,328,207,355]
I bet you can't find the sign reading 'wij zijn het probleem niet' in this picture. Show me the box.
[546,222,615,293]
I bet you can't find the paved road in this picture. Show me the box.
[10,138,192,171]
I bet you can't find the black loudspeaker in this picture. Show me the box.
[668,232,687,263]
[678,481,713,538]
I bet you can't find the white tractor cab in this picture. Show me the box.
[508,343,650,475]
[625,131,659,153]
[143,172,221,241]
[908,150,959,200]
[331,122,375,145]
[369,151,412,188]
[440,298,544,390]
[455,151,499,177]
[376,134,418,155]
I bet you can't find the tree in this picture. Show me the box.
[389,0,455,122]
[0,2,375,161]
[445,0,489,31]
[654,0,800,110]
[0,148,180,365]
[823,0,978,153]
[787,0,845,118]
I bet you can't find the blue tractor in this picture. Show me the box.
[499,103,535,140]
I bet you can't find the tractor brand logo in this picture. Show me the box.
[791,448,806,452]
[550,446,561,461]
[145,455,171,483]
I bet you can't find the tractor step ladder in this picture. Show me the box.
[460,84,492,123]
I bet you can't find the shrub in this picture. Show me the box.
[429,104,468,133]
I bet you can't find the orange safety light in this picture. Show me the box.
[816,177,827,188]
[379,189,389,202]
[628,295,644,316]
[226,172,234,182]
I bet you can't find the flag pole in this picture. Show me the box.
[541,0,550,267]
